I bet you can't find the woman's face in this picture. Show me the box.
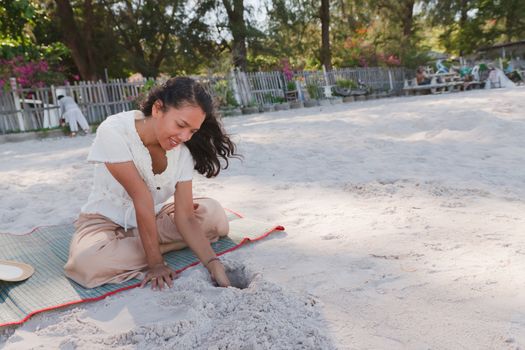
[153,103,205,151]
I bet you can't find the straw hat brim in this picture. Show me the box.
[0,260,34,282]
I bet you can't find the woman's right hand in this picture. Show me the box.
[140,263,178,290]
[207,260,231,287]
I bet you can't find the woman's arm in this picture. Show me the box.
[105,161,176,289]
[173,180,231,287]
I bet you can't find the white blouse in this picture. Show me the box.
[81,110,194,230]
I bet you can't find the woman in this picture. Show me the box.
[64,77,239,290]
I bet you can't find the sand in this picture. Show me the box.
[1,87,524,349]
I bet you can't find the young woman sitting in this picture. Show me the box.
[64,77,239,290]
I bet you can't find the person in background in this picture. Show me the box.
[58,94,90,136]
[416,66,431,85]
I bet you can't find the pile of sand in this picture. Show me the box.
[1,259,335,349]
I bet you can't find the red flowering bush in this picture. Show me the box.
[281,58,294,82]
[377,53,401,67]
[339,27,402,68]
[0,56,67,91]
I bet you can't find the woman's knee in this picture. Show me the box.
[64,247,104,287]
[195,198,229,237]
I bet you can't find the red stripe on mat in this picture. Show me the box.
[1,217,284,327]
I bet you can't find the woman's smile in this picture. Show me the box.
[169,136,180,148]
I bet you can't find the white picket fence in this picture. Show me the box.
[233,67,408,106]
[0,67,409,134]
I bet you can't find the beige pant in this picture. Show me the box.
[64,198,229,288]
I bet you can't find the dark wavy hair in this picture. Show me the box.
[140,77,240,178]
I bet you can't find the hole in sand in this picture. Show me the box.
[225,265,252,290]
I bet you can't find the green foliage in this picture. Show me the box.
[2,0,525,82]
[336,78,357,89]
[262,93,285,104]
[286,81,296,91]
[273,96,286,103]
[422,0,525,55]
[262,0,321,69]
[306,83,320,100]
[212,80,239,107]
[0,0,78,81]
[91,123,101,134]
[246,99,258,107]
[400,48,431,69]
[0,0,36,46]
[130,79,157,109]
[247,54,281,71]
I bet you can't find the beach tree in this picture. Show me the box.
[220,0,249,71]
[477,0,525,43]
[260,0,319,69]
[99,0,190,77]
[319,0,332,70]
[53,0,102,80]
[0,0,36,48]
[421,0,483,56]
[51,0,217,78]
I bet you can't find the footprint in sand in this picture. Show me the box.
[8,198,27,210]
[321,233,342,240]
[440,201,466,208]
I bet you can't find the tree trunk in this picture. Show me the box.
[401,0,414,38]
[223,0,248,71]
[458,0,468,56]
[320,0,332,70]
[400,0,415,62]
[82,0,98,78]
[504,0,520,42]
[54,0,98,80]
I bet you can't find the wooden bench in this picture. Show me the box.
[403,77,450,95]
[461,80,484,90]
[403,76,481,95]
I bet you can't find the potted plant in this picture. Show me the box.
[290,99,304,109]
[367,87,378,100]
[213,80,242,117]
[353,79,370,101]
[274,96,290,111]
[333,78,357,103]
[242,99,260,115]
[304,83,320,107]
[330,96,343,104]
[262,93,277,112]
[285,80,298,101]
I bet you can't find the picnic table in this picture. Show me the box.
[403,73,482,96]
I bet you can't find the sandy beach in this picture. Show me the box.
[1,87,524,349]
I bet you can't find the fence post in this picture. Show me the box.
[100,80,111,117]
[322,66,332,98]
[239,71,253,105]
[9,78,25,132]
[229,69,242,106]
[388,69,394,91]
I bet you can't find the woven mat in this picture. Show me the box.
[0,212,283,327]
